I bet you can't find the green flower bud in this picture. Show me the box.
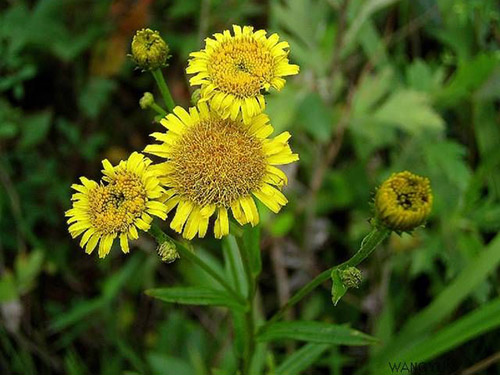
[139,92,155,109]
[131,29,169,71]
[340,267,362,289]
[157,240,179,263]
[191,89,201,105]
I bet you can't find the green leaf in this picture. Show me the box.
[249,342,268,375]
[145,287,245,310]
[14,249,44,294]
[242,226,262,278]
[296,92,333,141]
[344,0,401,55]
[406,59,445,93]
[0,121,18,139]
[147,352,193,375]
[231,310,247,357]
[357,20,388,68]
[265,84,302,134]
[0,271,18,302]
[270,212,295,237]
[49,297,107,332]
[373,90,445,134]
[276,343,331,375]
[331,268,348,306]
[222,235,247,296]
[370,233,500,370]
[78,77,116,120]
[19,111,52,149]
[436,53,499,107]
[352,67,393,116]
[271,0,332,76]
[101,254,142,300]
[257,321,378,345]
[397,297,500,363]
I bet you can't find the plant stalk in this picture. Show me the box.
[148,224,246,306]
[262,226,390,330]
[151,69,175,112]
[236,236,257,374]
[149,102,167,117]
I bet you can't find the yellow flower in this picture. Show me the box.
[375,171,433,232]
[144,103,299,240]
[66,152,168,258]
[186,25,299,124]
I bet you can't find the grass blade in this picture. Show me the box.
[257,321,378,346]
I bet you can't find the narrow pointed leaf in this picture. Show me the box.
[257,321,378,345]
[145,287,245,310]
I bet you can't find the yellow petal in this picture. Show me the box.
[214,207,229,239]
[98,235,115,258]
[173,106,194,126]
[170,200,194,233]
[183,206,201,240]
[85,234,99,254]
[120,234,130,254]
[240,196,259,226]
[231,200,247,225]
[253,190,281,213]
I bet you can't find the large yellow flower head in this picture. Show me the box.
[375,171,433,232]
[144,103,299,240]
[186,25,299,124]
[66,152,168,258]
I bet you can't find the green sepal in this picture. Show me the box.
[331,268,348,306]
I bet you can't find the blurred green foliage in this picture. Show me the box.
[0,0,499,374]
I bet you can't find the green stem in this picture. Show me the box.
[149,102,167,117]
[265,269,331,327]
[151,69,175,112]
[262,226,390,330]
[149,224,246,306]
[340,227,390,268]
[236,236,257,374]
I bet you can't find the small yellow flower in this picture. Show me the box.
[186,25,299,123]
[144,102,299,240]
[66,152,168,258]
[131,29,169,71]
[375,171,433,232]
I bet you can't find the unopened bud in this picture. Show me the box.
[131,29,169,71]
[140,92,155,109]
[375,171,433,232]
[340,267,362,288]
[191,89,201,105]
[157,240,179,263]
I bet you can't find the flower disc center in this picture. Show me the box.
[169,119,267,207]
[208,38,274,97]
[89,172,147,234]
[390,177,429,212]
